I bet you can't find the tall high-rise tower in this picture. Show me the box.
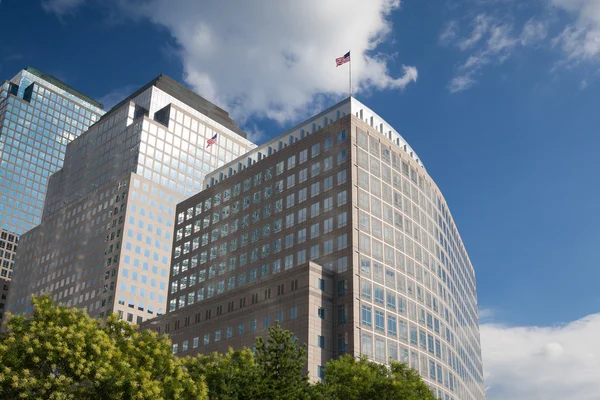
[7,75,256,325]
[0,67,105,321]
[143,97,485,400]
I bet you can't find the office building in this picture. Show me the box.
[143,97,485,400]
[6,74,256,324]
[0,67,105,321]
[0,68,104,278]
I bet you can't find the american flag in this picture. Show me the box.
[206,133,218,148]
[336,51,351,67]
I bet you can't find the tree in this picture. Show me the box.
[183,322,310,400]
[183,348,259,400]
[313,354,436,400]
[0,295,207,400]
[253,322,310,400]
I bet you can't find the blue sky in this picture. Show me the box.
[2,0,600,397]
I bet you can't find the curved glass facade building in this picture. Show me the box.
[143,97,485,400]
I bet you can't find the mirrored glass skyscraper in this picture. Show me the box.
[0,67,105,277]
[0,67,104,322]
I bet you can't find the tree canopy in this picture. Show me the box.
[1,296,437,400]
[313,354,436,400]
[0,295,206,400]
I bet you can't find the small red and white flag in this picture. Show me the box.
[336,51,351,67]
[206,133,218,148]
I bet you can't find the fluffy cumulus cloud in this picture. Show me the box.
[443,15,547,92]
[481,314,600,400]
[41,0,417,124]
[122,0,417,123]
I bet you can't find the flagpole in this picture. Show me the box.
[349,49,352,98]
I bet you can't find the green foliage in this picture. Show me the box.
[0,297,435,400]
[0,295,207,400]
[183,348,259,400]
[183,322,310,400]
[254,322,310,400]
[313,354,436,400]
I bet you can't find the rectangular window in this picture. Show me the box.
[374,286,384,305]
[288,155,296,170]
[286,214,295,228]
[388,315,397,336]
[285,255,294,269]
[297,228,307,243]
[310,244,320,259]
[297,249,306,264]
[337,169,347,185]
[375,337,385,362]
[361,304,372,327]
[299,168,308,183]
[361,280,371,299]
[286,193,295,208]
[375,310,385,331]
[298,188,308,203]
[323,239,333,255]
[312,143,320,158]
[276,161,285,175]
[386,291,396,310]
[337,149,347,164]
[299,149,308,163]
[311,202,320,217]
[324,176,333,191]
[337,212,348,228]
[310,223,320,239]
[287,174,295,189]
[361,333,373,357]
[324,197,333,212]
[311,182,320,197]
[337,190,347,206]
[298,208,307,223]
[311,162,321,177]
[324,156,333,171]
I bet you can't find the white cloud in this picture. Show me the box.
[243,123,267,144]
[487,24,518,54]
[481,314,600,400]
[445,13,548,93]
[459,14,491,50]
[478,307,496,322]
[439,21,458,45]
[551,0,600,62]
[448,74,476,93]
[41,0,85,16]
[110,0,418,124]
[521,18,548,45]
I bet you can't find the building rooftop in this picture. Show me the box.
[205,96,423,188]
[24,66,104,110]
[107,74,247,139]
